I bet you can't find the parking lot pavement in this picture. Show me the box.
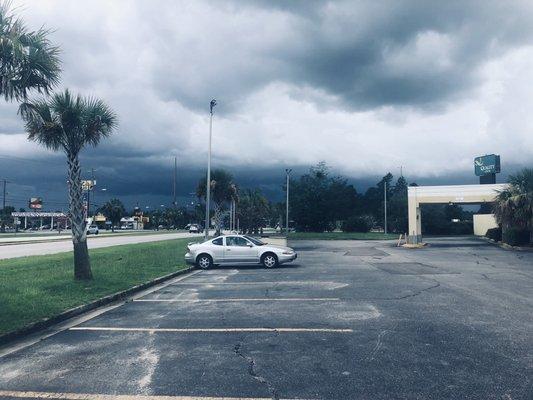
[0,236,532,399]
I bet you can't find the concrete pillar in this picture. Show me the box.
[24,216,27,229]
[407,191,422,244]
[407,195,420,243]
[50,216,54,230]
[416,206,422,243]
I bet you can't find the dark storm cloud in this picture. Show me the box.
[151,0,533,112]
[2,0,532,209]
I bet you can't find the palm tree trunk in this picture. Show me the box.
[67,152,92,280]
[213,202,222,236]
[530,216,533,244]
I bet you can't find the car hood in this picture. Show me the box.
[263,244,295,252]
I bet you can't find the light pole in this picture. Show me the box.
[205,99,216,240]
[384,180,388,235]
[285,168,292,235]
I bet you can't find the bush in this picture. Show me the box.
[447,221,473,235]
[502,227,529,246]
[485,227,502,242]
[342,216,372,233]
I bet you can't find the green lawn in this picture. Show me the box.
[288,231,399,240]
[0,238,190,336]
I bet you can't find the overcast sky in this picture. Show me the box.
[1,0,533,209]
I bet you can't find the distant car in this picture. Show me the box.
[189,224,203,234]
[87,225,99,235]
[185,234,297,269]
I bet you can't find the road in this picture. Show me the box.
[0,236,532,399]
[0,232,203,260]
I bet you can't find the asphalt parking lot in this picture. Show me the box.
[0,236,532,399]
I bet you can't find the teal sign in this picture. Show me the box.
[474,154,500,176]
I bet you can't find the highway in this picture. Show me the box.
[0,232,202,260]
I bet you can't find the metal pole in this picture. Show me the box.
[229,200,232,231]
[205,99,216,240]
[285,169,292,235]
[384,180,388,235]
[173,156,177,207]
[2,179,6,210]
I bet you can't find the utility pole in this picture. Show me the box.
[285,169,292,235]
[173,156,177,208]
[232,198,236,232]
[384,180,388,235]
[229,199,233,231]
[2,179,6,210]
[205,99,216,240]
[1,179,7,233]
[86,168,95,220]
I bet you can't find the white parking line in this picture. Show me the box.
[170,281,331,285]
[0,390,308,400]
[69,327,353,333]
[133,298,340,302]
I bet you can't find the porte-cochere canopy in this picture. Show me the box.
[407,184,507,244]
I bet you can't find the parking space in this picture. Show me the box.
[0,237,532,399]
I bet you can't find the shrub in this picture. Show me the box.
[485,227,502,242]
[447,221,473,235]
[502,227,529,246]
[342,216,372,233]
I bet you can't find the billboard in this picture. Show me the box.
[81,180,96,191]
[29,197,43,209]
[474,154,500,176]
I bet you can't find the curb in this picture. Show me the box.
[0,232,179,246]
[0,266,195,346]
[481,236,533,252]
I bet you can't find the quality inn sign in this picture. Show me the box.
[474,154,500,176]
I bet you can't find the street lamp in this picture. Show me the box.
[205,99,216,240]
[384,181,388,235]
[285,168,292,235]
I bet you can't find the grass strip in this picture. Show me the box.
[0,238,190,335]
[288,232,398,240]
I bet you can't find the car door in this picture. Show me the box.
[224,236,257,263]
[210,237,225,263]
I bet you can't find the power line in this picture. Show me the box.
[0,154,63,165]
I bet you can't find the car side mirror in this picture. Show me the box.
[247,244,253,247]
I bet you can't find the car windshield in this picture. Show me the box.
[244,235,265,246]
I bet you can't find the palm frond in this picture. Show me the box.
[20,89,118,155]
[82,96,118,147]
[0,0,61,101]
[20,98,64,151]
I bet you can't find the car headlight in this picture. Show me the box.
[282,250,294,255]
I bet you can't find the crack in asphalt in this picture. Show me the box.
[234,341,279,400]
[360,280,441,301]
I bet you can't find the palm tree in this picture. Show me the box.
[97,198,126,232]
[0,1,60,232]
[0,1,60,102]
[197,169,237,236]
[493,168,533,244]
[237,189,270,234]
[21,90,117,279]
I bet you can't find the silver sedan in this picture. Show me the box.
[185,234,297,269]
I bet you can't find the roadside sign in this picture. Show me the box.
[81,180,96,191]
[29,197,43,209]
[474,154,500,176]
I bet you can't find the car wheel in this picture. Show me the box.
[196,254,213,270]
[261,253,278,268]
